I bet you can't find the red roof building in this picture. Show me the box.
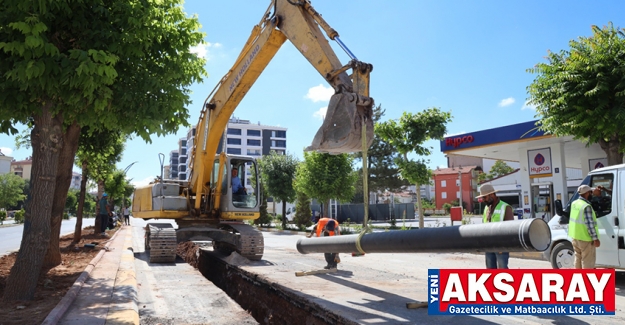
[432,165,482,213]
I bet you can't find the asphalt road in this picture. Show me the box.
[121,218,625,324]
[0,217,95,256]
[240,231,625,325]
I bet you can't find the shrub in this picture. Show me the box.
[442,203,452,213]
[0,210,6,225]
[63,212,70,220]
[14,209,25,224]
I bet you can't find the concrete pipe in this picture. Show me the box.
[296,218,551,254]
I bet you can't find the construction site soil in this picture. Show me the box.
[0,227,115,325]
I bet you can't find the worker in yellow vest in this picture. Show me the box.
[568,184,601,269]
[477,184,514,269]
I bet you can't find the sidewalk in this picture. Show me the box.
[44,226,139,325]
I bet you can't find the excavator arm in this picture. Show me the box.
[189,0,374,211]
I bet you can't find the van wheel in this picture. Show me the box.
[550,242,574,269]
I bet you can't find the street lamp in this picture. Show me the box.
[121,161,138,216]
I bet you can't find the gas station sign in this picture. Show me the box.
[589,158,607,171]
[527,148,552,178]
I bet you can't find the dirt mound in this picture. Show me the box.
[176,241,200,268]
[0,227,115,325]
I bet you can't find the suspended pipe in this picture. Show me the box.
[296,219,551,254]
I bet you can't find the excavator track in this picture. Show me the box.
[229,223,264,260]
[145,223,177,263]
[176,223,265,261]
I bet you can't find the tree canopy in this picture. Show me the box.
[527,22,625,166]
[478,160,516,183]
[0,0,206,301]
[295,151,357,218]
[352,104,407,202]
[376,108,452,229]
[258,152,298,229]
[0,173,26,210]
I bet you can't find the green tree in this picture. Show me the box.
[0,1,205,301]
[527,22,625,166]
[253,181,272,227]
[294,190,312,229]
[352,104,407,203]
[0,173,26,211]
[65,189,79,215]
[295,151,357,218]
[74,129,126,242]
[258,152,298,229]
[477,160,515,182]
[376,108,452,229]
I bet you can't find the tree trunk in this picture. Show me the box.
[3,105,63,301]
[93,180,105,234]
[73,160,89,244]
[43,122,80,269]
[415,181,424,229]
[282,200,287,229]
[325,199,331,219]
[598,138,623,166]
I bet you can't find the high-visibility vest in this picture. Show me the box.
[315,218,339,237]
[482,200,509,223]
[568,199,598,241]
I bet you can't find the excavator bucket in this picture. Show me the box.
[306,92,374,153]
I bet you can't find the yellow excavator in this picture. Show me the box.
[132,0,374,263]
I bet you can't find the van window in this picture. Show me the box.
[590,174,613,217]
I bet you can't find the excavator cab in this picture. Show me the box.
[212,154,260,220]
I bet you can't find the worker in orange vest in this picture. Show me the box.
[306,217,341,269]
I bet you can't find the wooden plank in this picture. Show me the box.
[406,301,428,309]
[295,268,337,277]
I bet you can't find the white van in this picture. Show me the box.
[543,163,624,269]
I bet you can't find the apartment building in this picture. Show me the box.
[168,118,287,194]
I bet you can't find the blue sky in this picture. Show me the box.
[2,0,625,187]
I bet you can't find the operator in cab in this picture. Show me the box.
[231,168,246,195]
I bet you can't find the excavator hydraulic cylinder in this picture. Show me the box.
[296,218,550,254]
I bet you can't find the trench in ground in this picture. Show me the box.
[177,242,356,325]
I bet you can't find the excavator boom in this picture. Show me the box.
[133,0,374,262]
[189,0,374,206]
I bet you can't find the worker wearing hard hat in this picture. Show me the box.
[476,184,514,269]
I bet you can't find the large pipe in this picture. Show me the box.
[296,218,551,254]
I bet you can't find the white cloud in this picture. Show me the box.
[305,84,334,102]
[522,101,537,110]
[498,97,515,107]
[444,131,466,137]
[189,42,222,59]
[313,106,327,120]
[132,176,156,188]
[190,44,208,58]
[0,147,13,156]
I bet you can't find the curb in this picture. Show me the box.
[42,227,123,325]
[105,229,139,325]
[258,227,306,235]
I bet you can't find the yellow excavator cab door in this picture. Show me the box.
[212,155,260,220]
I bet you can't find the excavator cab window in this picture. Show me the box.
[230,158,258,209]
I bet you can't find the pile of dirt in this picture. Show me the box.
[0,226,116,325]
[176,241,200,268]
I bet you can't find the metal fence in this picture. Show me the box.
[311,203,416,224]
